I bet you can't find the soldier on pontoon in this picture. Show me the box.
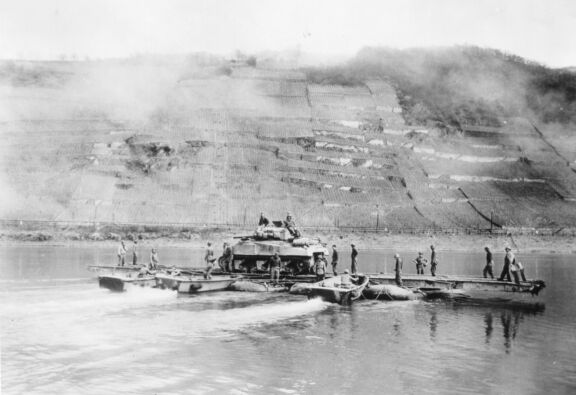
[331,244,339,275]
[498,247,514,282]
[204,242,217,279]
[131,240,138,266]
[314,252,328,282]
[149,248,159,270]
[414,252,427,275]
[483,247,494,279]
[341,269,352,288]
[430,245,438,276]
[510,258,527,284]
[219,242,234,272]
[394,253,403,286]
[117,240,127,266]
[267,252,282,285]
[350,244,359,274]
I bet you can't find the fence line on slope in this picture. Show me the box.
[1,219,575,237]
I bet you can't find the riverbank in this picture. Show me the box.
[1,229,574,254]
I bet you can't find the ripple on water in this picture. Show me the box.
[3,248,576,394]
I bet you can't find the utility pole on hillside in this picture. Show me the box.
[376,204,380,230]
[92,199,101,232]
[490,210,494,233]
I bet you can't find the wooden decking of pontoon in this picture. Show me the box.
[368,274,546,305]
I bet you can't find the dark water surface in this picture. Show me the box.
[1,245,576,394]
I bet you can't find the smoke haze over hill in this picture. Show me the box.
[2,46,576,235]
[305,46,576,129]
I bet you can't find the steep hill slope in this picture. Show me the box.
[1,48,576,232]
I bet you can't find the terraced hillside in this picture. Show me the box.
[1,52,576,232]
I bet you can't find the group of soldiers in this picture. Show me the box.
[391,245,439,287]
[259,212,300,238]
[118,236,528,287]
[483,246,527,284]
[409,245,439,276]
[203,241,234,279]
[309,243,359,283]
[116,240,159,270]
[391,245,528,287]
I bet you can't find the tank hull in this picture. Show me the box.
[230,224,329,275]
[231,239,328,259]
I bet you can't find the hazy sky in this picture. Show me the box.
[1,0,575,67]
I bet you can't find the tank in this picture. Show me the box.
[230,221,329,275]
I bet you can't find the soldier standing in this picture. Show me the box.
[430,245,438,276]
[394,253,403,286]
[414,252,427,275]
[331,244,339,275]
[149,248,159,270]
[204,242,216,279]
[350,244,359,274]
[315,252,328,282]
[117,240,127,266]
[483,247,494,279]
[132,240,138,265]
[267,252,282,285]
[498,247,513,282]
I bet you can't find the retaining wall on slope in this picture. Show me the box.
[4,64,575,230]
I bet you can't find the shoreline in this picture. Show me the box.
[1,230,574,254]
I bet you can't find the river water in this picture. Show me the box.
[1,245,576,394]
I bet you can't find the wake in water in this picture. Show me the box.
[0,277,94,284]
[1,282,329,351]
[0,284,177,318]
[213,297,328,327]
[145,297,331,341]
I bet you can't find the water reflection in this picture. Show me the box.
[484,312,493,344]
[429,310,438,340]
[501,310,522,354]
[329,311,341,338]
[393,320,401,337]
[447,302,544,353]
[2,246,576,395]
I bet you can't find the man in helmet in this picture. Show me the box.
[430,245,438,276]
[498,247,513,282]
[331,244,339,275]
[258,212,270,227]
[284,212,301,238]
[267,252,282,285]
[394,253,403,286]
[350,244,359,274]
[414,252,427,275]
[341,269,352,288]
[117,240,127,266]
[149,248,159,270]
[314,252,328,282]
[204,242,217,279]
[483,247,494,279]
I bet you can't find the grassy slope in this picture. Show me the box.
[1,47,576,236]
